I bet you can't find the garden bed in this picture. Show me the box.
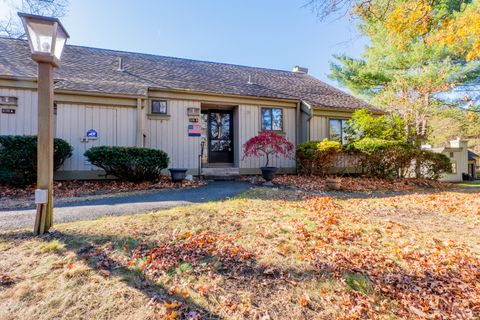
[244,175,453,192]
[0,176,206,209]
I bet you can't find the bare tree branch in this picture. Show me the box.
[0,0,69,38]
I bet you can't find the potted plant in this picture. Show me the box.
[169,168,188,182]
[325,177,342,190]
[242,131,294,182]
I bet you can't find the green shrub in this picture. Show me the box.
[0,135,73,187]
[84,146,169,182]
[348,138,417,178]
[296,139,341,176]
[416,150,452,179]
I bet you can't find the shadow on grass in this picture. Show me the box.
[239,184,480,202]
[0,230,225,319]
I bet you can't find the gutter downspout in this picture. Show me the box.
[136,98,144,147]
[299,100,313,143]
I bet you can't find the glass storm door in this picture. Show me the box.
[208,110,233,163]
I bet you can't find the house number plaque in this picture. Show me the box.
[1,108,15,114]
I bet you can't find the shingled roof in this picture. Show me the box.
[0,37,380,111]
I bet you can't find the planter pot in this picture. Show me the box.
[169,168,188,182]
[325,178,341,191]
[260,166,278,181]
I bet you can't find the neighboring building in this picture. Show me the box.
[0,37,381,179]
[423,138,469,182]
[468,150,479,179]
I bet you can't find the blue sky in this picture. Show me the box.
[0,0,367,86]
[51,0,367,87]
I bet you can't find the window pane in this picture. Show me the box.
[329,119,342,142]
[272,108,283,131]
[152,100,167,114]
[261,108,272,130]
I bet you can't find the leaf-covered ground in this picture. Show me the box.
[0,177,205,209]
[0,186,479,319]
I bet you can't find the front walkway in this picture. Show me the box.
[0,181,251,231]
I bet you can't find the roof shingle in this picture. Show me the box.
[0,37,380,111]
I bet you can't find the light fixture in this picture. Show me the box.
[18,12,69,235]
[18,12,69,67]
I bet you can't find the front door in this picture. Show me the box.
[208,110,233,163]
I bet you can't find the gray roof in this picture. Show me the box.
[469,150,479,161]
[0,37,380,111]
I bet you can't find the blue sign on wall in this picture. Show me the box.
[86,129,98,139]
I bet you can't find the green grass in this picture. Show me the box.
[0,187,479,319]
[456,181,480,187]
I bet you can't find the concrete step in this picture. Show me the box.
[202,167,240,180]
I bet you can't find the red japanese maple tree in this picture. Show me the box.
[242,130,294,167]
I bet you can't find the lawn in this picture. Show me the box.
[0,187,479,319]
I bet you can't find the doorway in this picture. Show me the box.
[201,109,234,164]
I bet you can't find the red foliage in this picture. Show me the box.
[242,131,294,166]
[130,232,255,276]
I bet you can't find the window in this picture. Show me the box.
[261,108,283,131]
[449,152,454,158]
[329,119,348,144]
[151,100,167,114]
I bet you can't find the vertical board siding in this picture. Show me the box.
[238,105,296,169]
[1,88,298,173]
[309,115,328,141]
[0,88,38,135]
[56,104,136,171]
[145,100,201,169]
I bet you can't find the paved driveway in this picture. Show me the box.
[0,181,251,231]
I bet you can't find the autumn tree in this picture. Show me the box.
[0,0,69,38]
[316,0,480,150]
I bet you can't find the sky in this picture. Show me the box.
[0,0,367,87]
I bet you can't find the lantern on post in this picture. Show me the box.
[18,13,69,235]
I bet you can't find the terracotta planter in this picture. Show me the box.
[260,166,277,181]
[169,168,188,182]
[325,178,341,190]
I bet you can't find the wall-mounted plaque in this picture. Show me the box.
[1,108,15,114]
[0,96,18,106]
[187,107,200,116]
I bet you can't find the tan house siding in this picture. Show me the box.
[56,103,137,172]
[0,88,37,135]
[238,104,296,170]
[145,99,202,170]
[309,115,329,141]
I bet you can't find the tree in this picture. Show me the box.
[324,0,480,148]
[242,131,294,167]
[0,0,69,38]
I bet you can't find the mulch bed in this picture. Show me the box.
[0,176,206,201]
[244,175,454,192]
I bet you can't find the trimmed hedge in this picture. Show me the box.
[296,137,451,180]
[0,135,73,187]
[296,139,341,176]
[417,150,452,180]
[348,138,416,178]
[84,146,169,182]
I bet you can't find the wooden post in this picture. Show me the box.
[34,62,54,235]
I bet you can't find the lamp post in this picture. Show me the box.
[18,13,69,235]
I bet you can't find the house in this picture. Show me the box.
[422,138,469,182]
[468,150,479,179]
[0,37,381,179]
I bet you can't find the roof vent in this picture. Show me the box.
[292,66,308,74]
[117,57,124,72]
[247,74,253,85]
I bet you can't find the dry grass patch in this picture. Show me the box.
[0,187,479,319]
